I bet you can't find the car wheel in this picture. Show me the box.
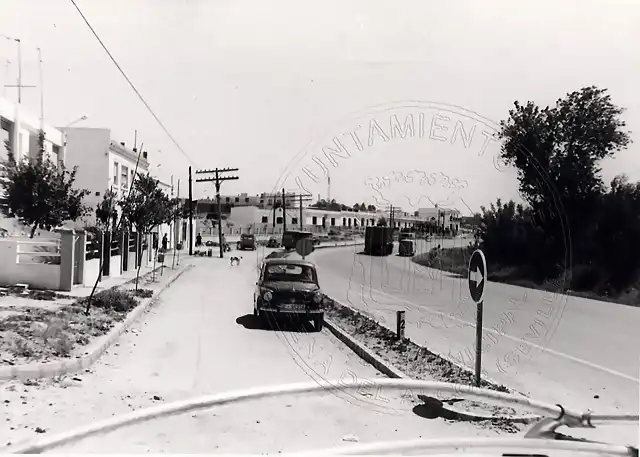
[313,314,324,332]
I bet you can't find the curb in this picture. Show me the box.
[323,302,540,423]
[327,297,516,394]
[314,242,364,250]
[324,317,407,379]
[0,264,193,382]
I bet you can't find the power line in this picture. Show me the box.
[68,0,197,167]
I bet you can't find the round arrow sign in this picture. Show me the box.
[295,238,315,257]
[468,249,487,304]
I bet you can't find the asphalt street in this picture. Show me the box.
[306,239,640,416]
[2,249,494,453]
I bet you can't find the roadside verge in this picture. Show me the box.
[0,264,192,381]
[322,298,540,425]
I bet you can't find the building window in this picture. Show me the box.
[312,216,317,225]
[267,199,272,204]
[260,199,264,204]
[121,165,129,188]
[291,217,298,225]
[331,218,335,226]
[245,197,249,203]
[235,197,239,203]
[276,217,283,224]
[261,216,268,223]
[113,162,119,185]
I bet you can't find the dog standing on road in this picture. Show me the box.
[230,256,242,266]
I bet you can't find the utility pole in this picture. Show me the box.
[195,167,239,258]
[282,188,287,233]
[188,166,193,255]
[296,192,313,230]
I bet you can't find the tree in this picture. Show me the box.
[120,173,174,289]
[376,216,387,226]
[367,204,376,212]
[95,189,118,233]
[0,130,90,237]
[498,86,632,273]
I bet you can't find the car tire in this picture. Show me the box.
[313,314,324,332]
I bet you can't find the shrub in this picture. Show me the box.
[130,288,153,298]
[84,289,138,312]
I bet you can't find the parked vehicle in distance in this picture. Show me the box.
[237,233,256,251]
[364,226,394,256]
[254,258,325,331]
[281,230,314,251]
[266,236,280,248]
[398,239,415,256]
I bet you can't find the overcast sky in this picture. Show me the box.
[0,0,637,217]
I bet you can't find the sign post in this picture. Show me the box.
[396,310,405,340]
[468,249,487,387]
[295,238,314,260]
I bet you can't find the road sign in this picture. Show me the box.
[468,249,487,304]
[296,238,314,258]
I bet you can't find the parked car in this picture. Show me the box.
[253,258,325,331]
[237,233,256,251]
[266,236,280,248]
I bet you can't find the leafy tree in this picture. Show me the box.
[0,130,90,237]
[95,189,118,233]
[376,216,387,226]
[367,204,376,212]
[120,172,174,289]
[497,86,632,274]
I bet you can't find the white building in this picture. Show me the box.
[0,97,64,165]
[63,127,151,224]
[418,207,461,232]
[227,205,426,234]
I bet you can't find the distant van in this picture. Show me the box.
[282,230,313,251]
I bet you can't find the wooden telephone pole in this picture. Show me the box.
[195,168,239,258]
[277,190,313,232]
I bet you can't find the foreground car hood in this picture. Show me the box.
[261,281,319,292]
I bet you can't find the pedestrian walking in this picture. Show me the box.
[162,234,168,252]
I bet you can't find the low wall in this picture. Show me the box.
[0,239,61,290]
[83,258,101,287]
[110,255,122,278]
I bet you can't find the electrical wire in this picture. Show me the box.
[67,0,197,167]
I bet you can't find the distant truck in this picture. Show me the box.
[282,230,314,251]
[364,226,394,256]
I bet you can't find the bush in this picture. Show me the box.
[83,289,138,313]
[130,288,153,298]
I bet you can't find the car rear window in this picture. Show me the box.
[264,264,316,282]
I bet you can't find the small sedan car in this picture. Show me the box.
[254,258,325,331]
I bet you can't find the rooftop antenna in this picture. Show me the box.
[2,60,10,97]
[133,129,137,151]
[327,172,331,203]
[37,48,44,130]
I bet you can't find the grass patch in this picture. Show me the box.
[0,289,143,364]
[412,247,640,307]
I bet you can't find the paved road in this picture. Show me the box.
[306,242,640,416]
[2,251,494,453]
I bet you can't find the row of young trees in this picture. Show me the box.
[471,85,638,296]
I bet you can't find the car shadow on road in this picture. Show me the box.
[236,314,315,333]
